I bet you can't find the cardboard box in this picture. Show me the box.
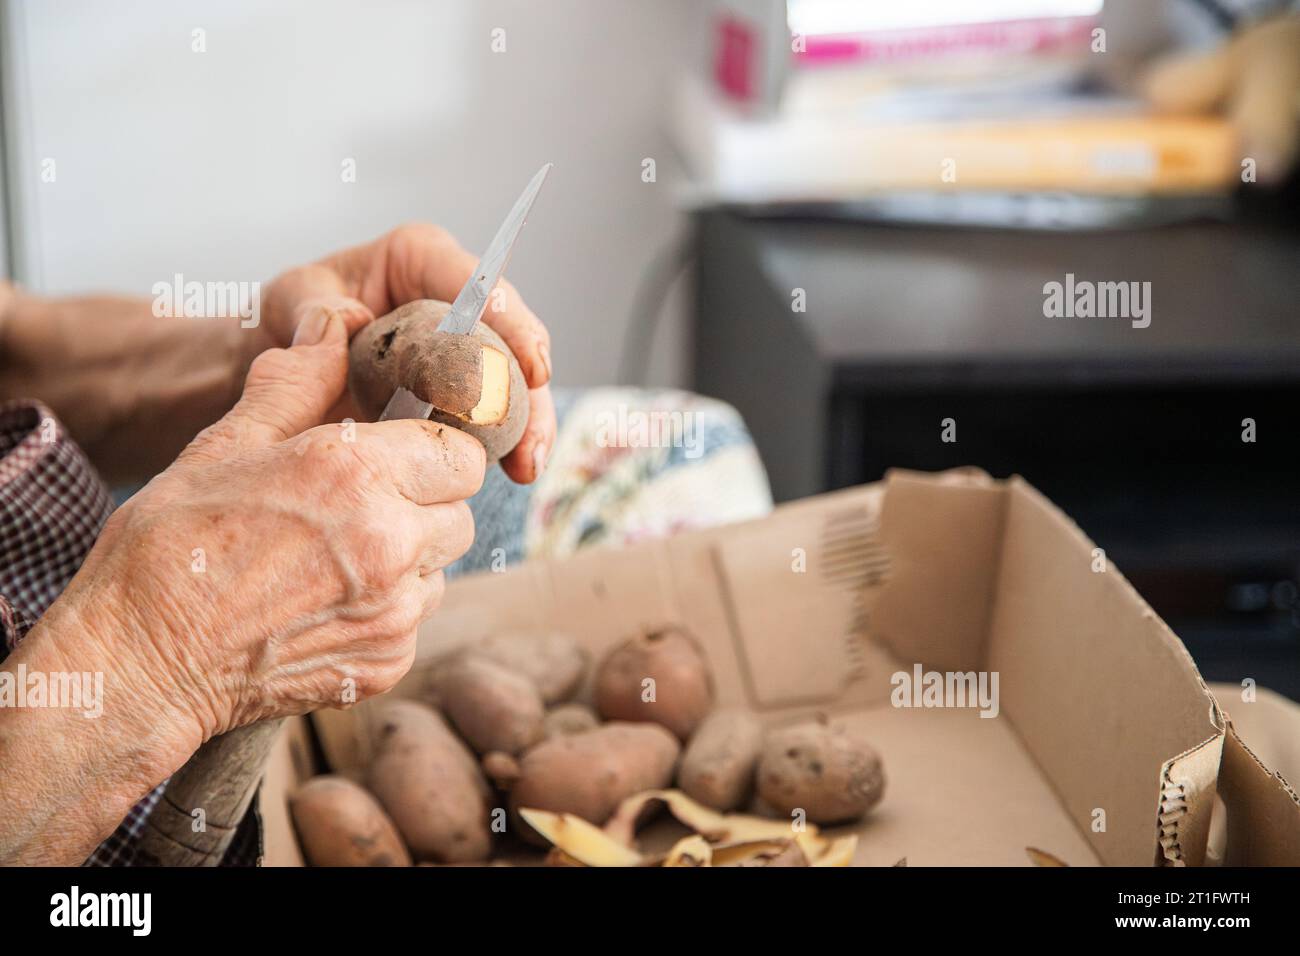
[263,470,1300,866]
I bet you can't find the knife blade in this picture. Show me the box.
[378,163,552,422]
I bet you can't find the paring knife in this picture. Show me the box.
[378,162,552,422]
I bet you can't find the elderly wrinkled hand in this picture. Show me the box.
[53,299,483,754]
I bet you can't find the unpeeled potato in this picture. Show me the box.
[543,702,600,739]
[510,721,681,830]
[677,710,764,811]
[474,631,588,705]
[365,700,494,863]
[429,655,545,756]
[594,627,713,740]
[756,721,885,824]
[289,775,411,867]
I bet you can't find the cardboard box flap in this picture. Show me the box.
[985,477,1224,866]
[1218,727,1300,866]
[710,495,899,709]
[1212,686,1300,866]
[872,469,1007,673]
[706,470,1007,711]
[1160,736,1226,867]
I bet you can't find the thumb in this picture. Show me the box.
[187,297,370,460]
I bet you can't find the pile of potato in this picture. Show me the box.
[289,626,886,867]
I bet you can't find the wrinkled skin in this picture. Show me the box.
[0,221,555,866]
[70,300,485,737]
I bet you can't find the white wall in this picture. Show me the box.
[3,0,695,385]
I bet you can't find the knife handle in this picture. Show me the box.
[134,719,284,867]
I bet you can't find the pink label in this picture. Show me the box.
[714,14,756,101]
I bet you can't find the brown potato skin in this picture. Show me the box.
[289,775,412,867]
[347,299,529,463]
[594,627,713,739]
[365,700,494,863]
[677,709,765,811]
[349,301,482,415]
[475,631,588,705]
[481,751,523,790]
[756,722,885,824]
[510,721,680,830]
[430,655,545,756]
[542,702,600,740]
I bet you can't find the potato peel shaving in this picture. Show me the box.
[525,789,854,867]
[1026,846,1069,867]
[663,835,713,867]
[519,808,643,867]
[604,788,820,848]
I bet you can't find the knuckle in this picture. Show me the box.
[292,296,352,326]
[289,426,361,481]
[327,632,418,706]
[298,427,387,491]
[351,516,407,589]
[370,644,419,698]
[182,419,239,464]
[247,346,296,382]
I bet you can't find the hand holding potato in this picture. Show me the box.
[348,301,530,464]
[48,299,484,759]
[258,223,557,483]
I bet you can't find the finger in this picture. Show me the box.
[401,500,475,576]
[290,295,374,345]
[268,265,377,342]
[387,224,552,389]
[500,382,556,485]
[387,568,447,630]
[479,281,551,390]
[350,418,487,504]
[416,569,446,621]
[184,298,357,459]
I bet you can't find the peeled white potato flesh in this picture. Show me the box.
[467,346,511,425]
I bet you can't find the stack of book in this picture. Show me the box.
[678,0,1237,217]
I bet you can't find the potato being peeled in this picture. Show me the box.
[348,299,529,463]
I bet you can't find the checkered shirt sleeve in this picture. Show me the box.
[0,400,258,866]
[0,400,114,644]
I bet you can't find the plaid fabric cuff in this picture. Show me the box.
[0,399,114,643]
[0,400,259,866]
[0,593,37,654]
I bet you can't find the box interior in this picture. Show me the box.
[300,470,1246,866]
